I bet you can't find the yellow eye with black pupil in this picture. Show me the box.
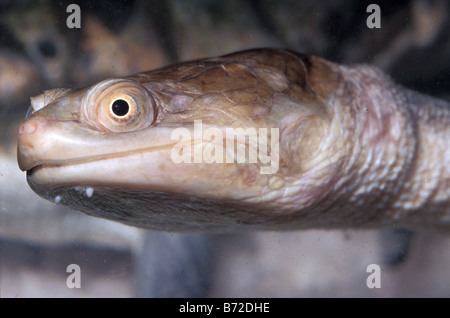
[112,99,130,117]
[82,78,156,132]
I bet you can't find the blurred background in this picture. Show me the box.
[0,0,449,297]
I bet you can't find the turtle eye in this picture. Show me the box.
[111,99,130,117]
[81,79,157,133]
[106,95,137,123]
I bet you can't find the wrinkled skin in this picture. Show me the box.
[17,49,449,232]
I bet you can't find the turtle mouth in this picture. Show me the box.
[19,139,181,173]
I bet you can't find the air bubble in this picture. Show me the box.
[86,187,94,197]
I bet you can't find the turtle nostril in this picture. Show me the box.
[19,120,38,135]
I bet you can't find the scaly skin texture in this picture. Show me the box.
[17,49,449,232]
